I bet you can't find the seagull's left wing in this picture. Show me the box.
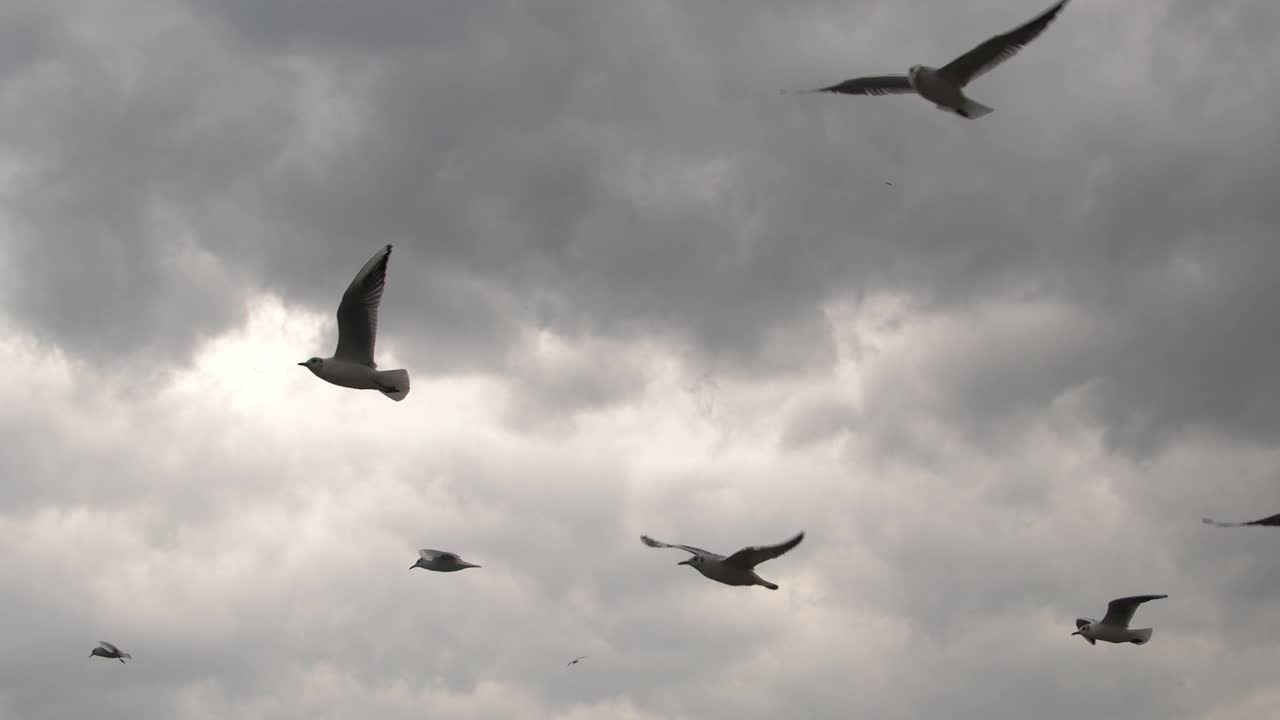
[785,75,915,97]
[98,641,120,654]
[724,532,805,569]
[640,535,714,558]
[334,244,392,367]
[938,0,1069,87]
[1203,512,1280,527]
[1101,594,1167,628]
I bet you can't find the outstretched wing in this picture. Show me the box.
[98,641,120,654]
[1203,512,1280,528]
[784,75,914,97]
[938,0,1069,87]
[640,535,714,558]
[334,244,392,367]
[419,549,459,562]
[1101,594,1167,628]
[724,532,805,570]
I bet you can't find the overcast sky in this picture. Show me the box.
[1,0,1279,718]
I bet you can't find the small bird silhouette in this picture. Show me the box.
[567,655,587,667]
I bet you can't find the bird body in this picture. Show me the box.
[787,0,1068,118]
[567,655,587,666]
[1203,513,1280,528]
[640,532,804,590]
[300,244,410,401]
[1072,595,1166,646]
[410,549,481,572]
[90,641,131,663]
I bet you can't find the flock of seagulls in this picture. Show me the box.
[83,0,1274,700]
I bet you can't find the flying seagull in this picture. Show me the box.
[640,532,804,590]
[567,655,587,667]
[89,641,131,664]
[1072,594,1167,646]
[299,244,410,401]
[1203,512,1280,528]
[785,0,1070,118]
[410,549,481,572]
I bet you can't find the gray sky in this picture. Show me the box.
[1,0,1279,718]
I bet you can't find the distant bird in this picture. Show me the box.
[640,532,804,590]
[784,0,1070,118]
[1203,513,1280,528]
[567,655,587,667]
[884,181,894,186]
[89,641,131,664]
[299,244,410,401]
[410,549,481,572]
[1072,595,1167,645]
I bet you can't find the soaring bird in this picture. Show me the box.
[1203,513,1280,528]
[410,549,482,572]
[1072,595,1167,646]
[786,0,1070,118]
[640,532,804,590]
[567,655,587,667]
[299,244,410,401]
[89,641,131,664]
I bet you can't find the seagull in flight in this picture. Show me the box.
[299,244,410,401]
[89,641,131,664]
[1203,512,1280,528]
[640,532,804,590]
[567,655,587,667]
[785,0,1070,118]
[410,549,481,572]
[1072,595,1167,646]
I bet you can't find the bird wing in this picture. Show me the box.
[640,534,715,558]
[98,641,120,654]
[1101,595,1167,627]
[785,75,915,97]
[1203,512,1280,527]
[724,532,805,570]
[938,0,1069,87]
[419,549,459,562]
[1074,617,1094,630]
[333,244,393,367]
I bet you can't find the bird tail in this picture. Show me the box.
[954,98,994,119]
[376,369,410,401]
[1128,628,1153,645]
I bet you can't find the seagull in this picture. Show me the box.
[567,655,587,667]
[410,549,481,572]
[299,244,410,401]
[640,532,804,590]
[89,641,131,664]
[785,0,1070,118]
[1203,513,1280,528]
[1072,595,1167,645]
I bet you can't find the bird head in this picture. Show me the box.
[298,357,323,373]
[908,65,924,79]
[678,556,699,567]
[1072,622,1092,637]
[409,559,423,570]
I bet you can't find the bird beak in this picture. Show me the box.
[409,564,417,570]
[1070,631,1082,636]
[297,362,307,366]
[677,559,691,566]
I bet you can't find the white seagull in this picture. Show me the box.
[640,532,804,590]
[299,244,410,401]
[1072,594,1167,646]
[89,641,131,664]
[1203,512,1280,528]
[786,0,1070,118]
[410,549,481,573]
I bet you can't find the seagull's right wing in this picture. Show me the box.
[938,0,1069,87]
[640,535,713,558]
[98,641,120,654]
[1203,512,1280,527]
[1074,618,1094,630]
[784,75,915,97]
[724,532,805,569]
[1101,595,1167,628]
[333,244,392,368]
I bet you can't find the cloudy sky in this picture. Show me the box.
[1,0,1279,717]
